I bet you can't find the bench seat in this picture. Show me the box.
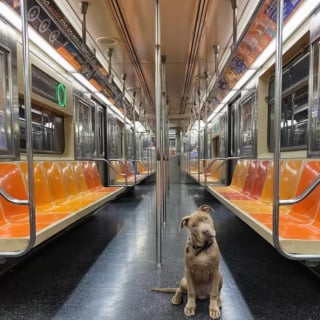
[189,159,226,185]
[207,159,320,255]
[108,160,148,185]
[0,161,125,251]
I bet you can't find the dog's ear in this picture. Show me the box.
[179,216,190,230]
[199,204,214,214]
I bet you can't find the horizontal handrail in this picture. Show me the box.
[204,156,240,171]
[91,158,128,187]
[280,175,320,206]
[204,156,240,187]
[0,189,29,205]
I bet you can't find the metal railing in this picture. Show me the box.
[203,156,240,187]
[0,1,36,258]
[273,0,320,262]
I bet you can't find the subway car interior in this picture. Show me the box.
[1,0,320,319]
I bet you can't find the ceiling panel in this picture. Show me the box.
[63,0,256,130]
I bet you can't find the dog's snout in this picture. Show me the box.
[202,228,210,235]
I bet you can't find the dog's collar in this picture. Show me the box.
[192,239,214,256]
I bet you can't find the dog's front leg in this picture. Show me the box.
[184,270,196,317]
[171,277,186,305]
[209,271,222,319]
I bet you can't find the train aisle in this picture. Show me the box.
[0,183,320,319]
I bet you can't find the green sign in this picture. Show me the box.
[56,83,67,107]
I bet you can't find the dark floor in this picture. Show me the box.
[0,183,319,319]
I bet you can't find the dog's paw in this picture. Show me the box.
[184,303,196,317]
[171,294,182,305]
[209,307,221,319]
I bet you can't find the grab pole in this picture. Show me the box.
[273,0,320,262]
[0,0,36,257]
[155,0,162,268]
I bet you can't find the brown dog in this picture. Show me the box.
[153,205,223,319]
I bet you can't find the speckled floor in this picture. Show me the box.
[0,183,319,319]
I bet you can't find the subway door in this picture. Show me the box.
[168,130,180,183]
[95,104,106,185]
[228,99,240,184]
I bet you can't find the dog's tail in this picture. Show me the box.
[151,288,177,293]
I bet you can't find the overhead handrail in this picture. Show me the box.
[273,0,320,262]
[0,0,36,258]
[203,156,241,187]
[93,158,128,187]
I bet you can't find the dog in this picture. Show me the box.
[152,204,223,319]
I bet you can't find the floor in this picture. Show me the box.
[0,183,320,319]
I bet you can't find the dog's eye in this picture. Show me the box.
[191,223,197,228]
[202,217,208,221]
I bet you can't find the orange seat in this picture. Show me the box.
[82,161,121,193]
[235,160,304,214]
[0,161,125,251]
[137,161,148,174]
[0,162,66,225]
[212,159,250,193]
[220,160,262,200]
[0,163,29,222]
[57,162,104,205]
[206,160,224,183]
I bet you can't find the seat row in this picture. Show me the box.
[108,160,154,185]
[207,159,320,255]
[188,159,226,185]
[0,161,125,251]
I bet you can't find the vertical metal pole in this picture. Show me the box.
[166,100,170,192]
[231,0,238,50]
[272,0,283,253]
[204,72,208,187]
[132,92,137,185]
[81,2,88,45]
[213,44,220,76]
[161,55,167,224]
[162,93,166,224]
[155,0,162,268]
[122,74,128,186]
[21,0,36,250]
[197,91,201,184]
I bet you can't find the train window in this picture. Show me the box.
[268,51,309,151]
[0,48,9,150]
[19,102,64,153]
[239,93,257,157]
[127,127,134,159]
[74,96,96,159]
[96,106,105,157]
[0,41,19,158]
[309,10,320,155]
[107,110,122,159]
[219,113,227,157]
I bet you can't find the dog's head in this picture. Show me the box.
[180,205,216,243]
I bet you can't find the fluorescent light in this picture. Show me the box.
[29,29,76,72]
[0,2,76,73]
[95,93,113,106]
[283,0,318,40]
[191,120,205,131]
[0,2,21,30]
[135,121,146,133]
[207,104,224,122]
[72,73,99,92]
[109,104,124,118]
[126,119,134,128]
[233,69,256,91]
